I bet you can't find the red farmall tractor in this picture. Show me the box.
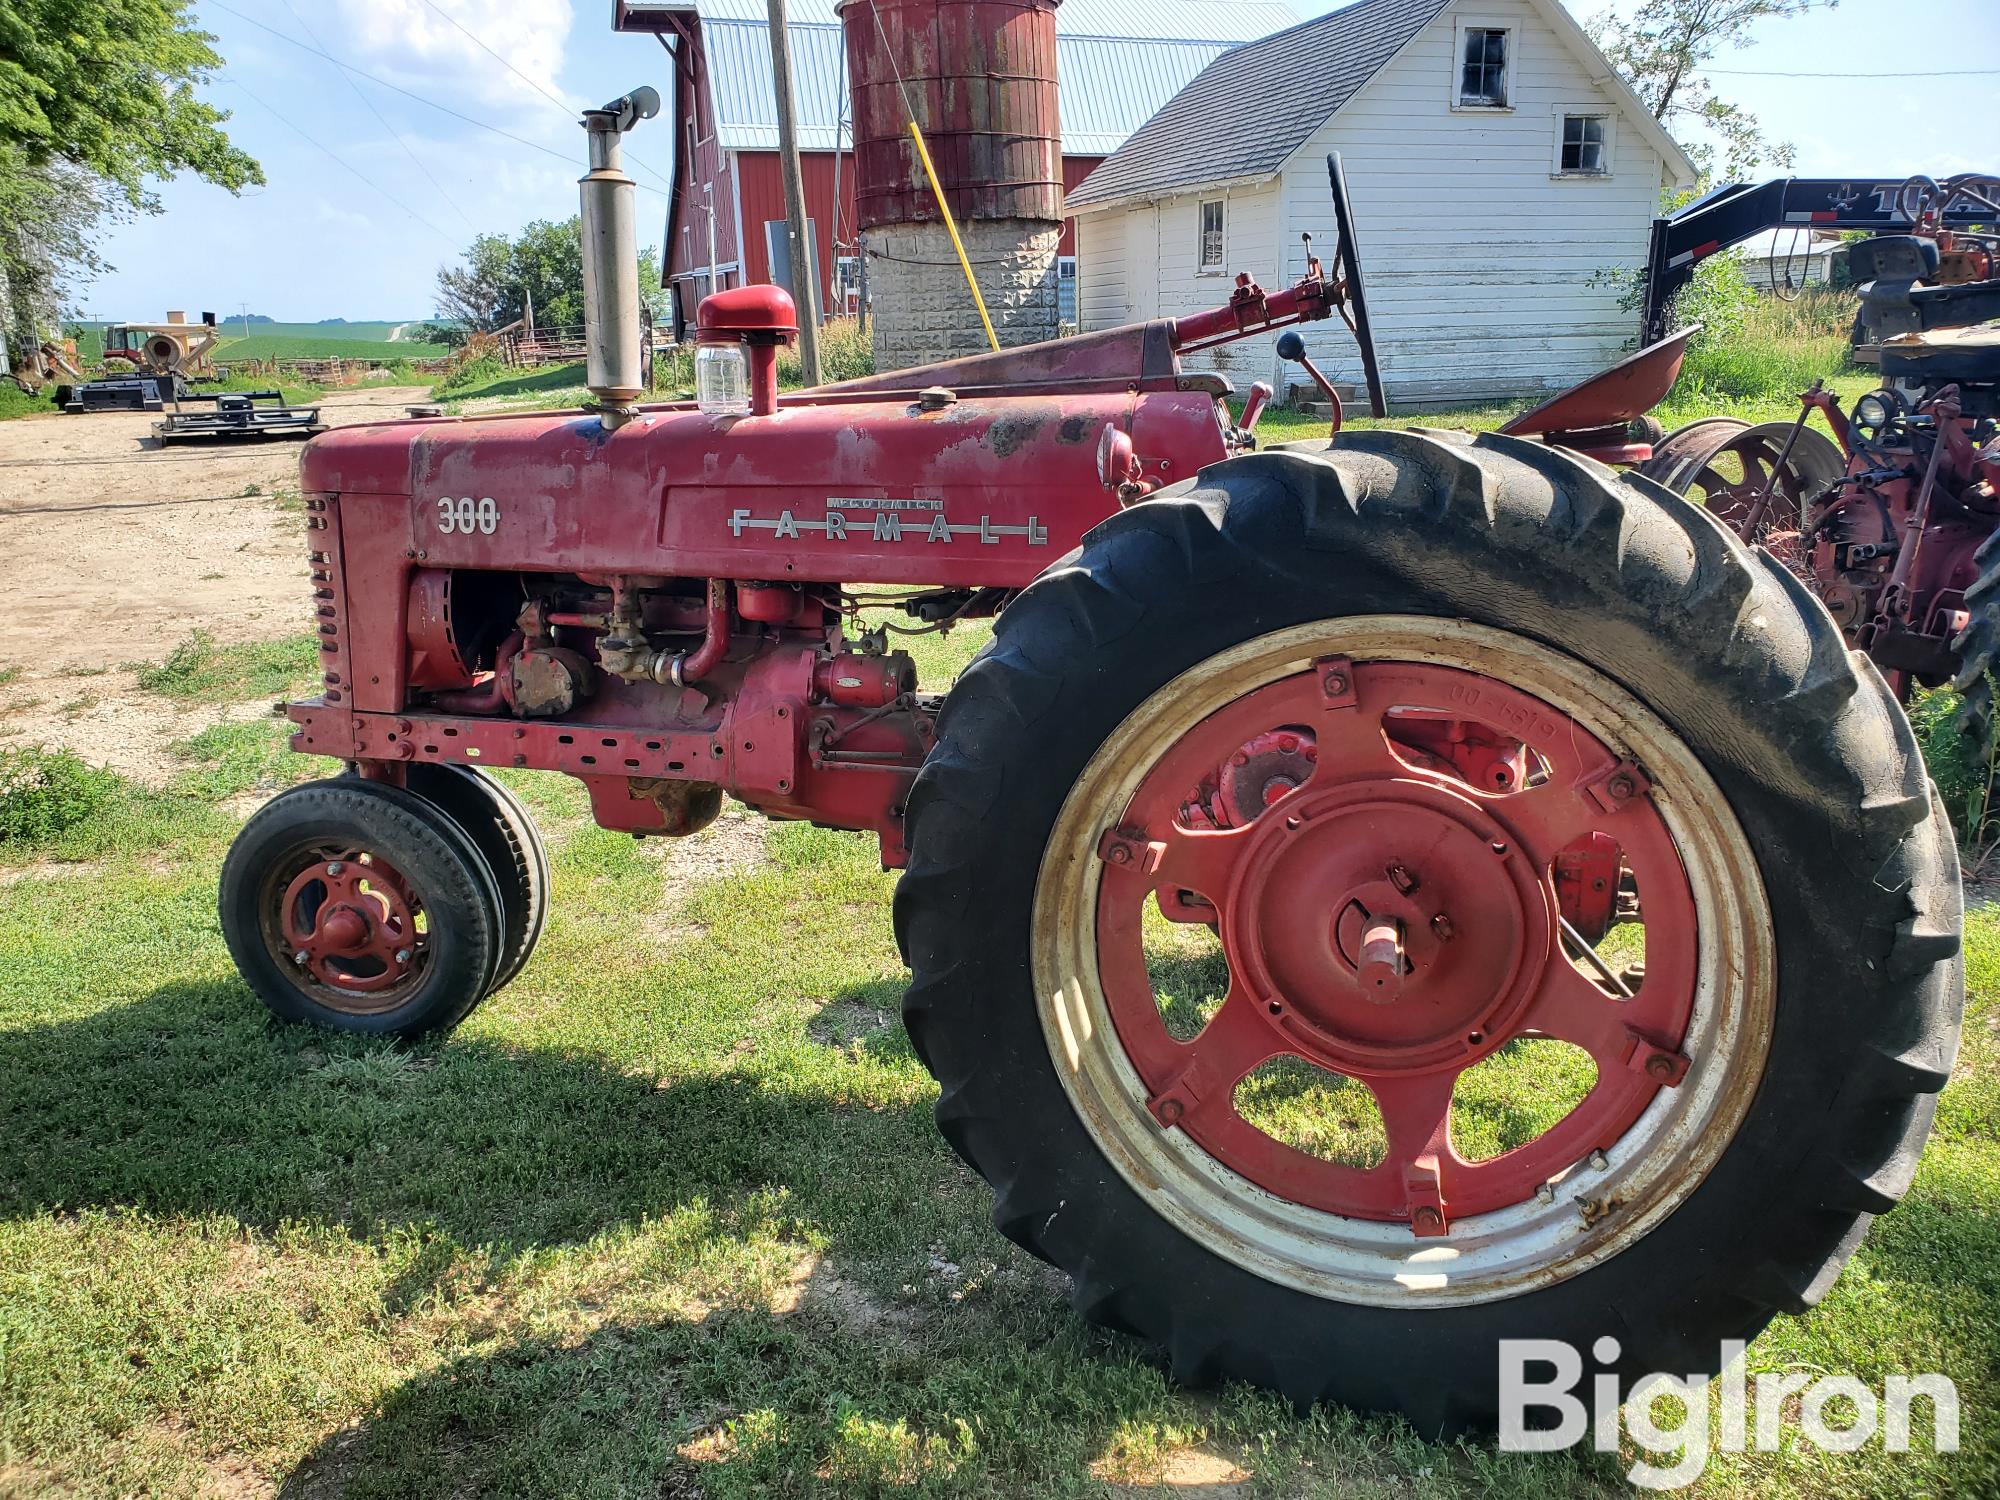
[218,97,1963,1431]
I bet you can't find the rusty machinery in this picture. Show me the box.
[58,311,223,412]
[212,94,1961,1431]
[1628,173,2000,752]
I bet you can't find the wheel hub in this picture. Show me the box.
[1223,784,1546,1073]
[278,853,425,1003]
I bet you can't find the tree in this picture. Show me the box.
[1589,0,1835,183]
[434,217,667,334]
[0,0,262,362]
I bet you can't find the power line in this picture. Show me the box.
[281,0,479,233]
[413,0,676,191]
[205,0,669,200]
[220,74,460,246]
[1705,66,2000,77]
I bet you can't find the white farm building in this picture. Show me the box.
[1064,0,1696,409]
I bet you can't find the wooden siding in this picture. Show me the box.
[1072,0,1675,408]
[1278,0,1669,405]
[1075,180,1281,380]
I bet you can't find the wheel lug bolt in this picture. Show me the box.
[1387,863,1417,894]
[292,950,310,965]
[1431,913,1455,942]
[326,861,346,876]
[1589,1148,1609,1172]
[1323,671,1348,696]
[1536,1182,1556,1204]
[395,948,413,964]
[1605,774,1635,801]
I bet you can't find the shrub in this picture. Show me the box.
[777,316,875,388]
[1673,286,1857,401]
[435,352,510,397]
[0,747,117,844]
[1911,687,1997,847]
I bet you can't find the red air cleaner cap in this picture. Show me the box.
[696,284,799,344]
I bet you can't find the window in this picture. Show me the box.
[1457,25,1508,107]
[1199,199,1225,270]
[1556,111,1613,175]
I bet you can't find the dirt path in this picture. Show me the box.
[0,388,429,776]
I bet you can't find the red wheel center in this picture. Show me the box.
[278,856,424,995]
[1222,784,1546,1074]
[1090,656,1701,1233]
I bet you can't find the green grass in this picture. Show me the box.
[133,631,321,704]
[0,382,60,420]
[437,317,879,411]
[0,604,1993,1497]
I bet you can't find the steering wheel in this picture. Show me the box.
[1325,153,1387,419]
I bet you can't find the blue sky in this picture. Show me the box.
[76,0,2000,322]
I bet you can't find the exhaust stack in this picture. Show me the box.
[578,86,660,424]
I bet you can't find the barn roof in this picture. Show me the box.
[1066,0,1450,209]
[621,0,1302,156]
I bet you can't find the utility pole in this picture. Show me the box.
[764,0,821,383]
[703,182,718,296]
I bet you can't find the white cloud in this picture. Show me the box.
[329,0,576,111]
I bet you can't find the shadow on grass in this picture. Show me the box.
[0,976,1214,1495]
[0,976,944,1256]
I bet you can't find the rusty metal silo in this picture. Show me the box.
[838,0,1064,368]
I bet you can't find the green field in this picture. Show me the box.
[65,320,447,364]
[211,331,447,362]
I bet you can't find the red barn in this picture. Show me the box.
[613,0,1300,337]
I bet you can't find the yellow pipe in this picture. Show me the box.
[906,120,1000,354]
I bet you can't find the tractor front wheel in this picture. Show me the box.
[220,778,505,1039]
[404,763,550,993]
[896,429,1962,1430]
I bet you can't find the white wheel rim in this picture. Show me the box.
[1030,616,1776,1306]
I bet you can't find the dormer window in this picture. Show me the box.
[1457,25,1508,108]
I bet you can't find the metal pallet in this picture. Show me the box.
[153,390,326,443]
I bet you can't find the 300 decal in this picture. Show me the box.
[434,496,500,535]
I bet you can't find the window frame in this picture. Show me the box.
[1451,18,1512,111]
[1197,198,1226,273]
[1550,106,1616,178]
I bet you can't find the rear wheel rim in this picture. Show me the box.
[258,845,430,1014]
[1032,617,1775,1306]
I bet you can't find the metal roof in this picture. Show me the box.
[684,0,1296,34]
[1066,0,1452,209]
[683,0,1301,155]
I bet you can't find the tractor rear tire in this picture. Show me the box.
[405,764,549,993]
[220,777,505,1039]
[1952,529,2000,760]
[895,429,1962,1432]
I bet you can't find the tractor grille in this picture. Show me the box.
[303,494,349,707]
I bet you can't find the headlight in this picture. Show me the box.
[695,343,750,416]
[1853,389,1900,435]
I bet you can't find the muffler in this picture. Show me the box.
[579,86,661,424]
